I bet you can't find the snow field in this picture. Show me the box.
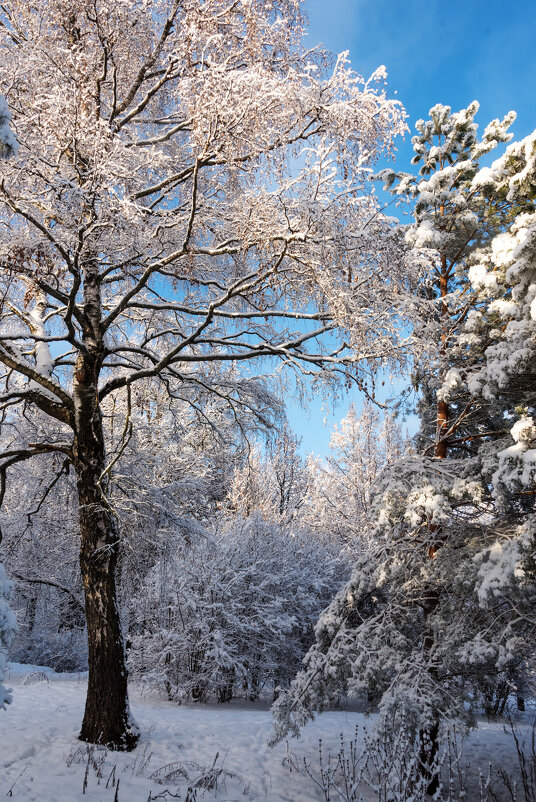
[0,667,531,802]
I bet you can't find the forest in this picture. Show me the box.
[0,1,535,800]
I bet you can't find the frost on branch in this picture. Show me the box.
[301,403,406,546]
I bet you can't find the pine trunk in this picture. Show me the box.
[420,241,450,794]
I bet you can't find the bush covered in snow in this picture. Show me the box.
[130,513,348,703]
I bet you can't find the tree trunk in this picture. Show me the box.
[419,717,440,796]
[420,588,440,796]
[73,352,138,751]
[419,249,450,793]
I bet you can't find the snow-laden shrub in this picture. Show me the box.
[10,627,87,674]
[129,514,347,703]
[0,562,17,708]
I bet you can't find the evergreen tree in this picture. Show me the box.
[459,128,536,693]
[272,104,536,791]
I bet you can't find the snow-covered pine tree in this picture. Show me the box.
[458,129,536,698]
[385,101,518,788]
[272,104,536,789]
[381,101,517,461]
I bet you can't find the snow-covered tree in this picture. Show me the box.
[227,423,307,523]
[266,425,309,522]
[0,93,18,711]
[458,128,536,694]
[378,101,518,460]
[272,104,536,791]
[1,376,271,673]
[0,94,18,160]
[0,0,418,748]
[303,403,405,547]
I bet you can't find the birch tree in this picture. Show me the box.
[0,94,18,712]
[0,0,417,748]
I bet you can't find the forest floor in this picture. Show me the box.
[0,664,532,802]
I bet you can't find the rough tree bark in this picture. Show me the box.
[73,259,137,749]
[73,353,137,749]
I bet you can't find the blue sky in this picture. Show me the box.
[286,0,536,457]
[306,0,536,143]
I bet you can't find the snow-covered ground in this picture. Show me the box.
[0,665,531,801]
